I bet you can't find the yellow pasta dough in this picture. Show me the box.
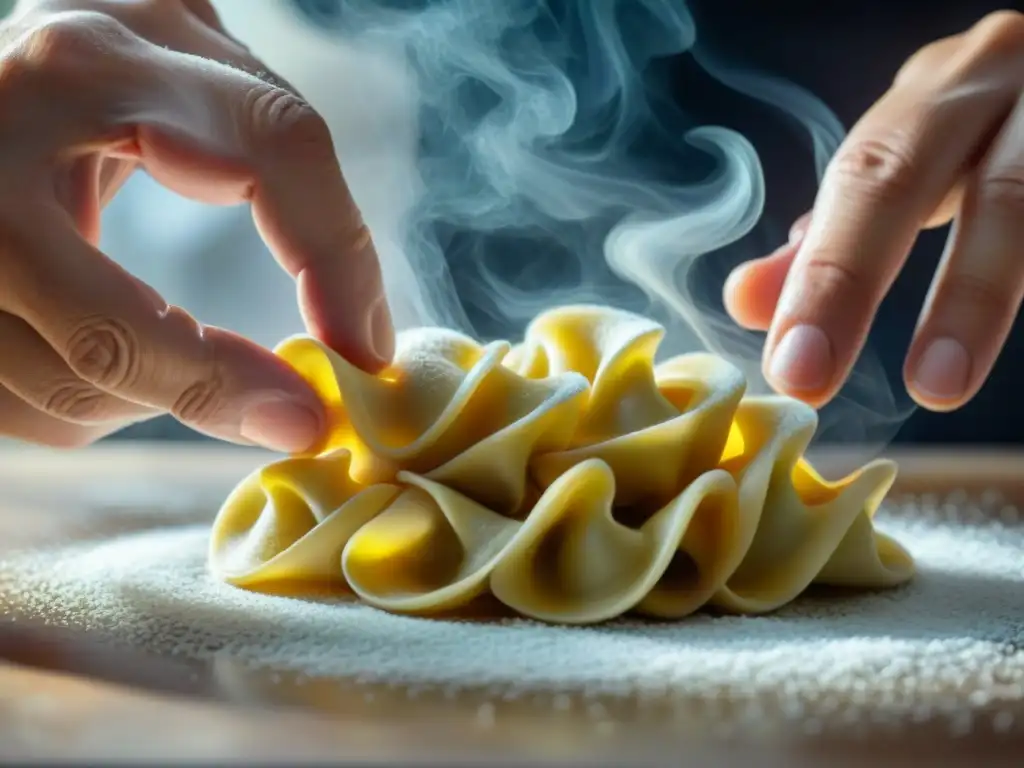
[209,305,914,624]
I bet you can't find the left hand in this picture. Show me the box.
[723,10,1024,412]
[0,0,394,451]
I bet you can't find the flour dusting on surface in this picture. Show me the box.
[1,491,1023,738]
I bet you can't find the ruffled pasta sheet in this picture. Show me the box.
[209,305,913,625]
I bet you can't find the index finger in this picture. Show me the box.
[762,19,1021,406]
[136,61,395,373]
[249,118,396,371]
[171,19,399,370]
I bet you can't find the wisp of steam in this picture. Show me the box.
[325,0,916,457]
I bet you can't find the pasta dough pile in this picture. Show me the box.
[209,305,914,624]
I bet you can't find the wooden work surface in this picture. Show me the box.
[0,442,1023,765]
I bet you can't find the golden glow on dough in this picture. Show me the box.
[209,305,914,624]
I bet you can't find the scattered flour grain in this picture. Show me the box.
[1,491,1023,737]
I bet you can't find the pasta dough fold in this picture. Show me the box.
[209,305,914,624]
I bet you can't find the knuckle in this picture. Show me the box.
[798,257,874,310]
[828,137,917,201]
[942,272,1018,318]
[970,11,1024,53]
[895,36,959,84]
[0,11,136,100]
[15,12,127,74]
[172,372,226,425]
[247,86,336,161]
[803,257,869,292]
[335,218,373,259]
[40,379,116,423]
[64,316,141,390]
[979,171,1024,215]
[22,19,90,69]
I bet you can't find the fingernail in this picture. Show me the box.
[239,399,323,454]
[768,324,833,392]
[789,215,811,244]
[911,337,970,401]
[368,298,395,363]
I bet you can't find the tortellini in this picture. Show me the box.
[209,305,913,624]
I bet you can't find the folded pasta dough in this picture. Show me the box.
[209,305,914,625]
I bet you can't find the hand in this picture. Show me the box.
[724,10,1024,413]
[0,0,394,451]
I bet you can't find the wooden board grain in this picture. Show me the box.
[1,443,1022,764]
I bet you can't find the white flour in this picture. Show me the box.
[1,490,1023,738]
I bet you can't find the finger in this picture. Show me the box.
[113,0,257,69]
[131,34,394,369]
[0,384,124,448]
[0,311,156,425]
[175,0,260,61]
[2,207,329,454]
[725,187,963,333]
[14,13,393,372]
[892,33,965,89]
[904,93,1024,410]
[924,182,966,229]
[787,212,813,246]
[724,242,798,332]
[761,15,1024,407]
[724,213,811,331]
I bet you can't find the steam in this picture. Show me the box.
[692,47,846,180]
[326,0,913,453]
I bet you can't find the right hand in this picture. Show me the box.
[0,0,394,452]
[724,12,1024,414]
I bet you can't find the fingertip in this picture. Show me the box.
[723,248,793,331]
[196,325,330,452]
[369,296,396,363]
[763,322,838,409]
[239,398,325,455]
[904,336,972,413]
[904,371,970,412]
[761,364,837,410]
[296,269,393,374]
[723,265,765,330]
[789,211,812,243]
[904,388,966,413]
